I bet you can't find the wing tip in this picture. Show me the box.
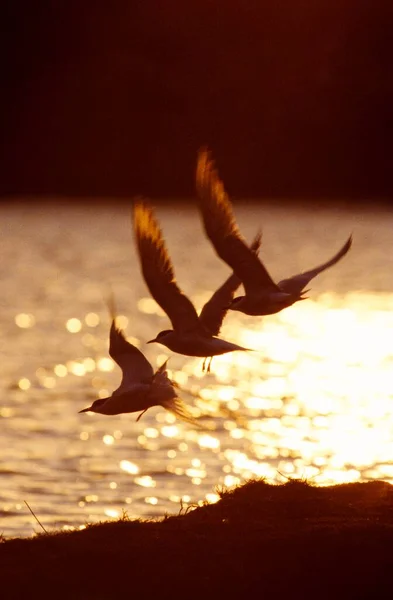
[133,197,165,249]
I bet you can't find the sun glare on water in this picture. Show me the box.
[3,200,393,537]
[180,293,393,486]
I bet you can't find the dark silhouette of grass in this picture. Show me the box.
[1,479,393,599]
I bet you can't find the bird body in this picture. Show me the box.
[79,299,200,425]
[147,329,250,356]
[133,198,256,368]
[80,383,151,416]
[196,148,352,316]
[229,290,301,316]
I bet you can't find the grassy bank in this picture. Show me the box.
[1,479,393,599]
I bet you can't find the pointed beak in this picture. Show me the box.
[147,338,157,344]
[79,407,92,413]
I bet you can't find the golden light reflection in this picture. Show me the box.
[205,493,220,504]
[66,318,82,333]
[135,476,156,488]
[85,495,99,502]
[117,315,129,329]
[0,407,14,418]
[198,434,220,449]
[97,357,114,372]
[173,370,188,386]
[18,378,31,390]
[120,460,139,474]
[85,312,100,327]
[144,427,159,438]
[103,434,114,445]
[83,358,96,372]
[41,376,56,389]
[104,508,120,518]
[126,335,140,347]
[145,497,158,505]
[15,313,35,328]
[223,475,240,487]
[137,297,165,315]
[10,285,393,537]
[67,361,86,377]
[161,425,179,438]
[54,364,67,377]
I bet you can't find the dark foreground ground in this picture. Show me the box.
[1,479,393,599]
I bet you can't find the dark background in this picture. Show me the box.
[1,0,392,200]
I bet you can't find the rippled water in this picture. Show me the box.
[1,199,393,538]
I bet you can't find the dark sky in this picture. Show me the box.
[1,0,392,199]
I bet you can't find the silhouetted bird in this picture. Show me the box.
[79,296,199,425]
[196,148,352,316]
[133,199,257,371]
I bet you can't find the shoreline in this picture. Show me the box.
[1,479,393,598]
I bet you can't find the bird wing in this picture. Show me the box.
[196,148,279,295]
[109,321,154,391]
[133,199,206,334]
[278,235,353,295]
[199,231,262,336]
[161,396,207,429]
[106,293,154,390]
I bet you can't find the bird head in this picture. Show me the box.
[79,397,109,414]
[228,296,245,312]
[147,330,173,344]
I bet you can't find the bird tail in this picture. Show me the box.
[161,397,212,429]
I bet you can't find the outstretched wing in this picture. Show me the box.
[199,231,262,336]
[278,235,353,295]
[196,148,279,295]
[133,199,206,334]
[107,293,154,390]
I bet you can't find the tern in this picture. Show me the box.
[79,297,200,425]
[133,199,258,371]
[196,148,352,316]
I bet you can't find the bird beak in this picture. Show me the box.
[147,338,157,344]
[79,407,92,413]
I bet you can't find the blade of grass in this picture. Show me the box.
[24,500,48,534]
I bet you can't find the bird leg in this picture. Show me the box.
[136,409,148,422]
[202,356,213,373]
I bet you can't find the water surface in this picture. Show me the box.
[1,200,392,537]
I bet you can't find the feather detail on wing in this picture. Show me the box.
[106,292,154,391]
[196,148,279,295]
[133,198,206,334]
[199,230,262,336]
[161,396,209,429]
[278,235,352,295]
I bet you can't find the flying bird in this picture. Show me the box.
[79,296,200,425]
[196,148,352,316]
[133,198,258,371]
